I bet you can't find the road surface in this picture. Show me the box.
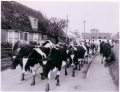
[1,54,118,92]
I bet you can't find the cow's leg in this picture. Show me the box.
[21,72,25,81]
[65,66,68,75]
[101,56,105,64]
[72,65,75,77]
[83,58,85,64]
[21,58,28,81]
[74,58,78,70]
[21,67,25,81]
[78,60,81,71]
[56,70,60,86]
[30,67,36,86]
[45,71,51,92]
[66,58,70,68]
[75,62,77,70]
[85,57,88,64]
[81,60,83,68]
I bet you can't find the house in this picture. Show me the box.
[1,1,48,46]
[1,1,69,46]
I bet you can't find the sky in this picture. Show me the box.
[17,1,119,35]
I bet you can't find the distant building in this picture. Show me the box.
[81,29,112,43]
[90,29,99,34]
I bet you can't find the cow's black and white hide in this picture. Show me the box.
[66,44,77,67]
[84,42,90,55]
[90,43,97,55]
[10,40,54,86]
[100,41,105,55]
[11,44,34,69]
[10,45,35,81]
[76,45,86,68]
[100,42,115,66]
[24,46,51,85]
[24,40,55,86]
[40,45,69,91]
[66,42,87,77]
[71,45,87,77]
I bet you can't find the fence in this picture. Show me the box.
[112,43,119,62]
[1,48,12,59]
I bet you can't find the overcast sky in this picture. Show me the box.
[18,1,119,34]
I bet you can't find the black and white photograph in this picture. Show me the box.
[1,0,119,92]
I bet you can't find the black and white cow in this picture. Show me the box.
[66,41,88,77]
[100,41,115,66]
[40,43,69,91]
[25,40,55,85]
[10,40,55,86]
[10,44,35,85]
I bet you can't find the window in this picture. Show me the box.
[8,31,14,42]
[24,32,29,41]
[33,33,38,41]
[99,37,101,39]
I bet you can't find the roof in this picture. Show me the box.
[1,1,46,31]
[2,1,45,20]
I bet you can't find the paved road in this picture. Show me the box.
[1,54,118,92]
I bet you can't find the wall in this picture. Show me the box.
[1,29,8,43]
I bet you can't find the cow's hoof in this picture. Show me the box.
[45,84,49,92]
[56,82,60,86]
[21,78,24,81]
[31,82,35,86]
[11,67,16,69]
[72,74,75,77]
[86,62,88,64]
[55,75,59,80]
[72,75,75,77]
[65,73,68,76]
[104,64,107,67]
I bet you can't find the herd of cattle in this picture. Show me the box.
[8,40,115,91]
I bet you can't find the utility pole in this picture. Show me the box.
[66,14,68,43]
[83,20,86,41]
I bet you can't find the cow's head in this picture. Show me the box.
[40,59,50,80]
[11,55,22,69]
[8,48,21,69]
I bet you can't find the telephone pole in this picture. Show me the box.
[83,20,86,41]
[66,14,68,43]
